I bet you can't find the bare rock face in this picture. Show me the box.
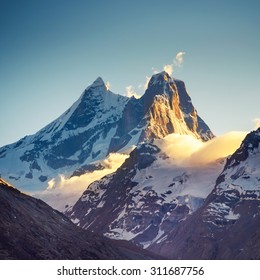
[141,73,213,141]
[0,178,162,260]
[148,128,260,259]
[66,129,260,259]
[66,144,161,236]
[109,72,214,152]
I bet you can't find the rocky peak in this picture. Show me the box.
[225,127,260,169]
[143,71,193,114]
[0,73,213,193]
[142,72,175,105]
[81,77,108,101]
[87,76,106,90]
[148,71,173,86]
[139,71,214,141]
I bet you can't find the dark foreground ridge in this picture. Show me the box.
[0,178,163,260]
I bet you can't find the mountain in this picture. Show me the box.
[109,72,213,152]
[66,129,260,259]
[66,141,224,248]
[0,178,162,260]
[0,71,213,194]
[148,128,260,259]
[0,77,128,191]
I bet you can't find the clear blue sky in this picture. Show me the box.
[1,0,259,147]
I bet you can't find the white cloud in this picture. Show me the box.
[252,118,260,129]
[35,131,248,212]
[145,76,151,89]
[151,51,186,78]
[125,85,141,99]
[155,134,203,164]
[34,153,129,211]
[156,131,248,166]
[174,51,186,67]
[188,131,247,165]
[123,51,186,100]
[152,67,159,74]
[105,81,110,90]
[163,64,173,76]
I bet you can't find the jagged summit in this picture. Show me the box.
[93,76,105,85]
[140,71,214,141]
[148,71,174,86]
[142,71,189,106]
[0,73,213,192]
[82,77,109,99]
[86,76,106,90]
[147,71,183,88]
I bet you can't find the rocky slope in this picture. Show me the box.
[0,178,162,260]
[66,141,223,249]
[148,128,260,259]
[109,72,213,152]
[0,78,128,191]
[0,72,213,194]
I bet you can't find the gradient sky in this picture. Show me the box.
[0,0,259,147]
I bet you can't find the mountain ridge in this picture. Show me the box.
[66,128,260,259]
[0,71,213,194]
[148,128,260,259]
[66,140,224,248]
[0,178,163,260]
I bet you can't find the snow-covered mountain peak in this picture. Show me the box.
[83,76,108,97]
[148,71,171,85]
[136,71,214,141]
[147,71,182,88]
[212,128,260,198]
[0,73,213,192]
[143,71,187,103]
[224,127,260,170]
[89,76,106,88]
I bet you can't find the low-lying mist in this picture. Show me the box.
[35,131,248,211]
[155,131,248,166]
[34,153,129,211]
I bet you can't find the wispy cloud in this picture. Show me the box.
[105,81,110,90]
[188,131,247,165]
[35,153,130,211]
[163,64,173,76]
[144,76,151,89]
[156,131,248,166]
[125,85,141,99]
[152,67,159,74]
[252,118,260,129]
[139,76,151,91]
[160,51,186,78]
[174,51,186,67]
[132,51,186,95]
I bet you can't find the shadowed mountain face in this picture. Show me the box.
[148,128,260,259]
[65,129,260,259]
[0,72,213,192]
[66,142,224,249]
[109,72,214,152]
[0,69,259,260]
[0,178,163,260]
